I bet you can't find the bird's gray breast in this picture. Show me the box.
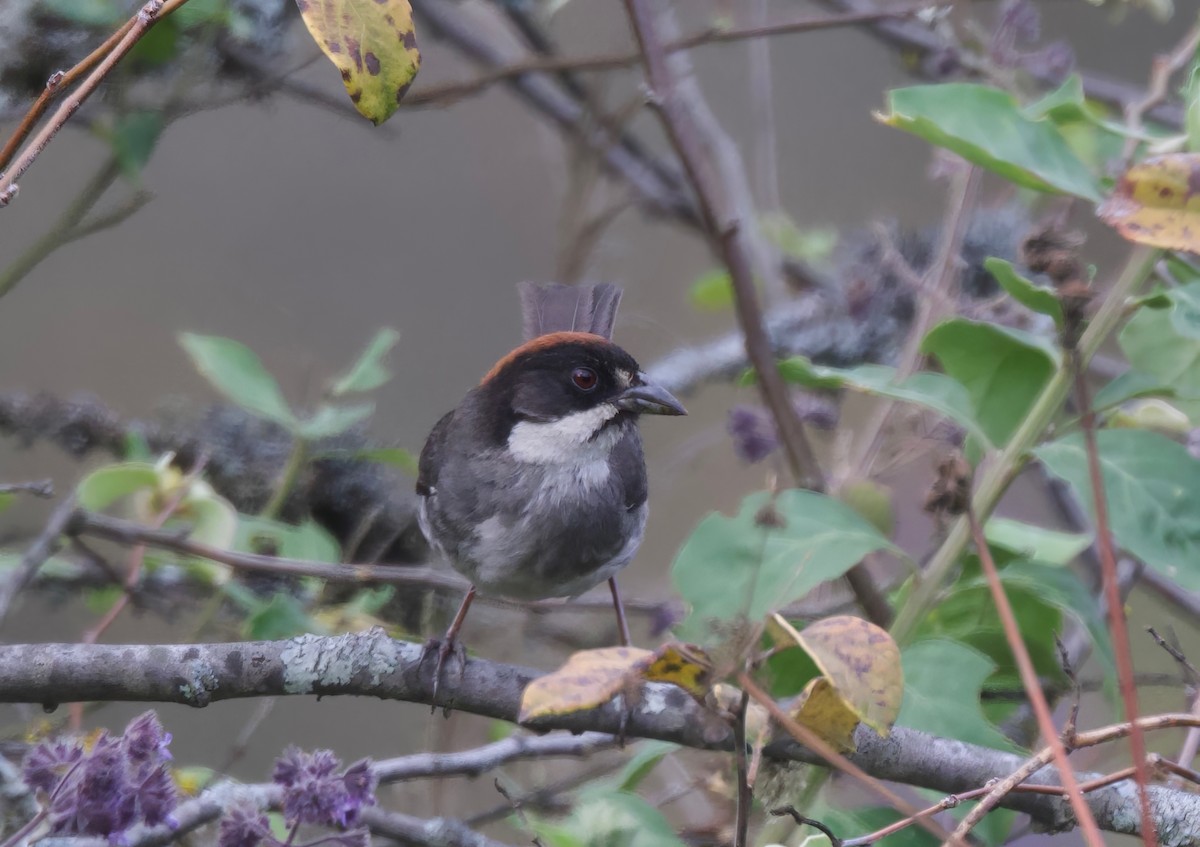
[421,425,648,600]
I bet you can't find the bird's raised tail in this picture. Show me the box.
[518,282,623,342]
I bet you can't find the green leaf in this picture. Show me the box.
[185,496,239,549]
[356,447,419,475]
[1165,282,1200,340]
[984,258,1063,328]
[974,558,1115,685]
[0,493,14,516]
[688,269,733,311]
[775,358,990,447]
[128,23,179,66]
[1121,298,1200,420]
[877,84,1101,200]
[173,0,230,27]
[295,0,421,125]
[984,517,1091,565]
[916,566,1065,693]
[922,318,1058,446]
[77,462,160,511]
[85,585,123,615]
[897,640,1016,751]
[672,490,894,641]
[1092,370,1177,412]
[109,111,164,178]
[331,328,401,396]
[760,213,838,263]
[244,592,317,640]
[179,333,297,429]
[295,403,375,440]
[42,0,122,26]
[235,517,341,563]
[1036,430,1200,592]
[607,741,677,793]
[535,791,685,847]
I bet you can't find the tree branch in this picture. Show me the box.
[2,632,1199,843]
[622,0,823,491]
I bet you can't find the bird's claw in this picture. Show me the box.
[422,636,467,716]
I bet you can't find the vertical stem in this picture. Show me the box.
[890,246,1159,644]
[1071,354,1158,847]
[732,689,752,847]
[953,505,1105,847]
[261,439,307,520]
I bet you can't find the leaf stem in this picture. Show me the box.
[1071,351,1158,847]
[891,245,1160,644]
[261,438,308,520]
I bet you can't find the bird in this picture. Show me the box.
[416,282,686,694]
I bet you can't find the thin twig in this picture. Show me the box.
[0,18,134,174]
[0,480,54,498]
[1071,351,1158,847]
[624,0,891,625]
[770,806,842,845]
[733,689,752,847]
[0,494,78,628]
[67,509,667,619]
[890,246,1160,644]
[0,158,123,298]
[1120,16,1200,166]
[402,3,937,109]
[846,166,979,484]
[736,671,957,845]
[954,502,1104,846]
[622,0,823,491]
[0,0,191,206]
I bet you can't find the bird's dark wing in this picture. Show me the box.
[416,409,456,497]
[518,282,623,340]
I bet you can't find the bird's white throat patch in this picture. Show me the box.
[508,403,622,472]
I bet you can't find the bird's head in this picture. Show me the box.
[473,331,686,464]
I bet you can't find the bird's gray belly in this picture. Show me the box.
[422,465,646,600]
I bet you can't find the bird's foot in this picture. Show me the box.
[421,636,467,716]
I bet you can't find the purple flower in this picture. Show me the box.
[59,736,137,839]
[272,747,376,829]
[133,762,178,828]
[123,711,172,764]
[218,802,270,847]
[728,405,778,464]
[340,760,377,823]
[22,711,178,843]
[23,737,83,793]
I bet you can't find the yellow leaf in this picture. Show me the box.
[770,614,903,737]
[791,677,861,753]
[295,0,421,125]
[519,646,653,723]
[641,642,712,699]
[1099,153,1200,250]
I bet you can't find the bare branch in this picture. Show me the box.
[1,633,1198,843]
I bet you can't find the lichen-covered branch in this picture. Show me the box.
[2,631,1199,844]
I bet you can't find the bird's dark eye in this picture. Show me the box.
[571,367,598,391]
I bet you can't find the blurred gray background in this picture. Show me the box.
[0,1,1193,842]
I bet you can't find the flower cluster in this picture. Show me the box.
[22,710,178,842]
[217,747,377,847]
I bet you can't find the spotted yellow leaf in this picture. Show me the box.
[770,614,903,737]
[641,642,712,699]
[294,0,420,125]
[791,677,862,752]
[1099,153,1200,251]
[519,646,654,723]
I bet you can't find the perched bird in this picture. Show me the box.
[416,282,686,689]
